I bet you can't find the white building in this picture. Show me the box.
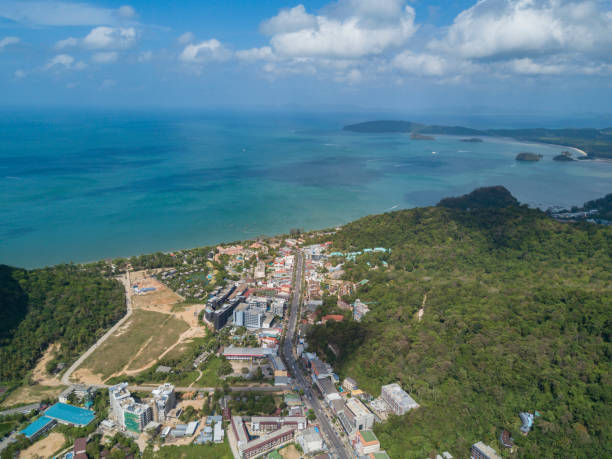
[152,384,176,422]
[297,427,324,455]
[380,383,419,415]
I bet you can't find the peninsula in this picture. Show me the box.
[343,120,612,159]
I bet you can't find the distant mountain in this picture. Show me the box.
[342,120,612,158]
[343,120,424,133]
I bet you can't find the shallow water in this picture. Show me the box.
[1,110,610,268]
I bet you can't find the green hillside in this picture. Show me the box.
[307,188,611,458]
[0,264,125,383]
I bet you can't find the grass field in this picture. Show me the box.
[0,384,67,409]
[143,437,233,459]
[195,356,225,387]
[80,309,188,380]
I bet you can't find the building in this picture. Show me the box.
[353,299,370,321]
[223,346,275,360]
[214,420,224,443]
[152,384,176,422]
[20,416,56,440]
[109,382,152,432]
[271,299,286,317]
[251,416,306,432]
[342,377,358,392]
[311,359,333,379]
[233,416,296,459]
[123,402,153,433]
[471,442,502,459]
[59,385,96,404]
[244,305,267,329]
[353,430,380,455]
[297,427,324,455]
[380,383,419,415]
[345,398,375,431]
[519,412,534,434]
[185,421,199,436]
[73,438,87,456]
[262,313,276,329]
[44,403,96,427]
[233,303,249,327]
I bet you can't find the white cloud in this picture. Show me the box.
[260,5,317,35]
[55,37,78,50]
[393,51,447,76]
[178,32,194,45]
[430,0,612,60]
[266,1,418,59]
[509,57,565,75]
[0,1,136,26]
[235,46,276,62]
[334,68,363,84]
[0,36,20,50]
[179,39,230,64]
[14,69,26,79]
[100,79,116,89]
[91,51,118,63]
[83,26,136,50]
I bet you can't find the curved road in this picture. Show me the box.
[282,250,350,459]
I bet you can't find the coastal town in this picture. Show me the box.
[0,232,535,459]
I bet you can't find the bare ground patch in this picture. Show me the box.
[21,432,65,459]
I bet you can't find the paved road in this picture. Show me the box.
[281,250,350,459]
[61,272,134,385]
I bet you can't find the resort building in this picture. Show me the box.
[297,427,324,455]
[380,383,419,415]
[232,416,296,459]
[345,398,375,431]
[342,377,358,392]
[109,382,152,432]
[251,416,307,433]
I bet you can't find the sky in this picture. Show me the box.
[1,0,612,115]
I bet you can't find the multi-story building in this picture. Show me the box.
[232,303,249,327]
[251,416,306,433]
[244,305,267,329]
[346,398,375,431]
[380,383,419,415]
[342,377,358,392]
[271,299,286,317]
[471,442,502,459]
[233,416,296,459]
[109,382,152,432]
[152,383,175,422]
[109,383,131,426]
[123,402,152,433]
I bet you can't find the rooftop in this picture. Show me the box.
[45,403,95,427]
[20,416,55,439]
[359,430,378,444]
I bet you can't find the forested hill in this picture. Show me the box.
[307,188,611,458]
[0,264,125,383]
[343,120,612,158]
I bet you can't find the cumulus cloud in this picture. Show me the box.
[178,32,194,45]
[0,36,20,51]
[43,53,86,70]
[430,0,612,60]
[83,26,137,50]
[265,1,418,59]
[91,51,118,63]
[55,37,78,49]
[235,46,276,62]
[0,1,136,26]
[393,51,447,76]
[179,39,230,64]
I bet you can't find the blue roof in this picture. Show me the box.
[45,403,95,426]
[20,416,55,438]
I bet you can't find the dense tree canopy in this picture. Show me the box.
[0,264,125,382]
[308,197,611,458]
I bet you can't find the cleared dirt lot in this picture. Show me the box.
[20,432,65,459]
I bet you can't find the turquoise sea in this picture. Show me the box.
[1,110,611,268]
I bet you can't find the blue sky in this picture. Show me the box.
[1,0,611,114]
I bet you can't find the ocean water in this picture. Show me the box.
[1,110,611,268]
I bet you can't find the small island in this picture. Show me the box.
[553,151,575,161]
[411,132,435,140]
[460,137,483,143]
[516,152,543,162]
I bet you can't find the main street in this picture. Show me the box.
[282,250,351,459]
